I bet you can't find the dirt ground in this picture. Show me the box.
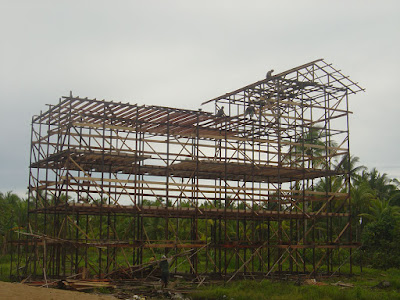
[0,281,118,300]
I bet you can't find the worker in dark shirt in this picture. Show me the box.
[159,255,170,288]
[244,105,255,118]
[215,106,225,118]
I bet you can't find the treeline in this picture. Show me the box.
[1,161,400,269]
[0,192,27,255]
[350,167,400,269]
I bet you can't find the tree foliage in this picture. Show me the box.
[0,192,27,254]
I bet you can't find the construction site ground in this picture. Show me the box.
[0,281,117,300]
[0,278,192,300]
[1,268,400,300]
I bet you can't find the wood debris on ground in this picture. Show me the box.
[60,279,117,291]
[303,278,327,286]
[331,281,355,288]
[23,277,194,299]
[25,279,116,290]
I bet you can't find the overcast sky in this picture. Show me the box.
[1,0,399,197]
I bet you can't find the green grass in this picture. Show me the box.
[0,254,11,282]
[190,273,400,300]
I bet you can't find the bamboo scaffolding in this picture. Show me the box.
[13,59,363,282]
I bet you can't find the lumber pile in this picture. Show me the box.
[62,279,116,290]
[26,279,116,291]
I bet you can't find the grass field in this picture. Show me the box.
[0,254,11,282]
[190,268,400,300]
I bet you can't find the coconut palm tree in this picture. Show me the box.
[359,198,400,223]
[356,168,397,201]
[284,126,324,168]
[350,181,375,241]
[334,154,366,184]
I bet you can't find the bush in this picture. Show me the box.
[361,213,400,269]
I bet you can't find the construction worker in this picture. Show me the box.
[215,106,225,117]
[266,69,274,80]
[159,255,170,289]
[244,105,255,118]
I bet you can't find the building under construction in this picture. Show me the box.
[12,59,364,282]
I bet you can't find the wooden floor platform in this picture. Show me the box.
[30,149,342,183]
[30,202,349,220]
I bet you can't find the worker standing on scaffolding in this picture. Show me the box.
[159,255,170,289]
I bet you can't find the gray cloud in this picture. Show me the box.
[1,0,399,195]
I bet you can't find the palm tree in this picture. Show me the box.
[334,154,366,184]
[350,182,375,241]
[284,126,324,168]
[348,167,400,242]
[359,198,400,223]
[386,178,400,206]
[284,126,341,172]
[356,168,397,201]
